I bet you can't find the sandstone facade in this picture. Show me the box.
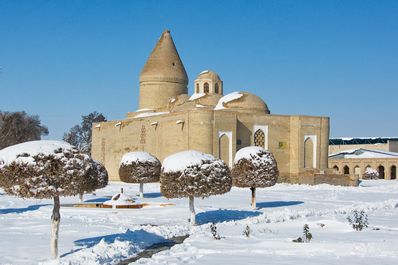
[92,30,330,182]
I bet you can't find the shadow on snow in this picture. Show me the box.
[61,229,170,258]
[0,204,50,215]
[256,201,304,209]
[196,209,262,225]
[142,192,162,198]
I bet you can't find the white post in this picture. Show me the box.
[189,196,196,225]
[79,193,83,203]
[139,183,144,198]
[251,187,256,210]
[51,196,61,259]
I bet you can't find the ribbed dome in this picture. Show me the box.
[215,92,270,114]
[196,70,221,82]
[140,30,188,84]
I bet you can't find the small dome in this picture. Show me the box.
[215,92,270,114]
[196,70,221,81]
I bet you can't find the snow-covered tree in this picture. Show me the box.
[231,146,279,210]
[0,140,108,259]
[362,167,379,180]
[161,150,232,225]
[119,152,161,198]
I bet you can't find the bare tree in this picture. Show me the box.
[63,111,106,155]
[0,111,49,149]
[0,140,108,259]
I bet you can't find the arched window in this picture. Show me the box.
[391,165,396,180]
[204,82,209,93]
[215,83,219,94]
[333,165,339,173]
[196,83,199,93]
[254,129,265,148]
[378,165,385,179]
[343,165,350,175]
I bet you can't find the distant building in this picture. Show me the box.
[329,137,398,154]
[91,30,330,183]
[328,138,398,180]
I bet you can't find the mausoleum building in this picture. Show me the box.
[92,30,330,183]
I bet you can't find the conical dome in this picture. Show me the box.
[140,30,188,84]
[138,30,189,110]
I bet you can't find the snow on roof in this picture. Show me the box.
[120,152,158,165]
[0,140,75,166]
[199,70,209,75]
[135,108,154,113]
[234,146,272,164]
[329,137,398,145]
[134,112,169,119]
[162,150,215,173]
[329,148,398,159]
[214,92,243,110]
[189,93,206,101]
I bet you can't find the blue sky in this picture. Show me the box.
[0,0,397,140]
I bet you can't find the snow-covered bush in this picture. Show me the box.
[119,152,161,198]
[362,168,379,180]
[231,146,279,210]
[347,209,368,231]
[0,140,108,259]
[161,150,232,225]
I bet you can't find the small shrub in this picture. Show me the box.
[292,224,312,243]
[303,224,312,242]
[243,225,251,237]
[347,209,368,231]
[292,237,303,243]
[210,223,221,240]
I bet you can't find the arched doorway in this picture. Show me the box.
[304,138,314,168]
[391,165,396,180]
[254,129,265,148]
[378,165,385,179]
[219,134,230,166]
[343,165,350,175]
[333,165,339,174]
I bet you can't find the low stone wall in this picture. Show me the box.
[279,170,358,186]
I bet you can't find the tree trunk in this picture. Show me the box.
[250,187,256,210]
[139,183,144,198]
[79,193,83,203]
[189,196,196,226]
[51,196,61,259]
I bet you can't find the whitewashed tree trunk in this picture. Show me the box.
[251,187,256,210]
[79,193,83,203]
[51,196,61,259]
[189,196,196,225]
[139,183,144,198]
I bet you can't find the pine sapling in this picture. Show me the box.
[292,224,312,243]
[347,209,368,231]
[243,225,251,237]
[210,223,221,240]
[303,224,312,242]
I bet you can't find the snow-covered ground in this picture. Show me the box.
[1,180,398,265]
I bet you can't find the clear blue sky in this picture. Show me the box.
[1,0,397,140]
